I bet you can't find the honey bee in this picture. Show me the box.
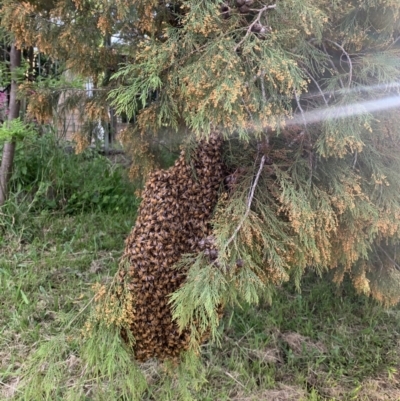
[149,257,158,265]
[143,244,153,253]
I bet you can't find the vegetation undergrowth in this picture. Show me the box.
[1,207,400,400]
[0,132,139,215]
[1,135,400,400]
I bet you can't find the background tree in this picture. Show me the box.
[0,43,21,205]
[0,0,138,204]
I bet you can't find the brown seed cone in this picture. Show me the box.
[120,134,225,361]
[220,4,231,20]
[251,23,263,33]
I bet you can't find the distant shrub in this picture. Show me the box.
[0,132,139,214]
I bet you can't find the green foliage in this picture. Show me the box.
[0,211,142,400]
[118,0,400,347]
[3,218,400,401]
[0,132,140,214]
[0,118,37,142]
[0,61,27,87]
[3,0,400,391]
[170,254,229,347]
[24,323,148,401]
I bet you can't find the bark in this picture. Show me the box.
[0,44,21,206]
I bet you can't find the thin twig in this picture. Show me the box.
[225,155,266,249]
[322,43,345,89]
[0,380,22,394]
[260,69,267,104]
[352,150,358,169]
[234,4,276,51]
[293,89,308,128]
[151,139,180,155]
[1,48,10,57]
[241,97,254,121]
[326,39,353,88]
[51,88,109,93]
[391,35,400,48]
[374,245,385,273]
[377,244,400,272]
[225,371,246,389]
[302,68,329,106]
[66,295,96,329]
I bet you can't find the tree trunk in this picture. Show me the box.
[0,44,21,206]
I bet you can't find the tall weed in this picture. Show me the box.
[0,133,139,215]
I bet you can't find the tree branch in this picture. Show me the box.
[322,43,345,89]
[234,4,276,51]
[325,39,353,88]
[260,69,267,104]
[391,35,400,48]
[352,150,358,169]
[377,244,400,272]
[225,154,266,249]
[301,67,329,106]
[293,89,307,128]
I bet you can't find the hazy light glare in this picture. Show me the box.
[289,95,400,126]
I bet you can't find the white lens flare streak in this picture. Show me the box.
[289,94,400,126]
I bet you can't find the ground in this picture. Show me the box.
[1,211,400,400]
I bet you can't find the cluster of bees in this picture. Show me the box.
[118,135,224,361]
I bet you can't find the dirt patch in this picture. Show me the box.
[248,346,283,364]
[0,377,20,400]
[281,331,327,355]
[234,384,307,400]
[356,378,400,401]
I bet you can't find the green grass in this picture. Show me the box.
[1,210,400,400]
[0,211,136,398]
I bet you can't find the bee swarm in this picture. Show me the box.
[118,135,224,361]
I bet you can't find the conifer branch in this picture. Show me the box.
[151,138,181,155]
[260,69,267,104]
[302,67,329,106]
[392,35,400,47]
[326,40,353,88]
[49,88,109,93]
[377,244,400,272]
[225,154,266,249]
[294,89,307,128]
[234,4,276,51]
[293,89,316,181]
[352,150,358,169]
[322,43,345,89]
[66,294,96,329]
[242,97,255,121]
